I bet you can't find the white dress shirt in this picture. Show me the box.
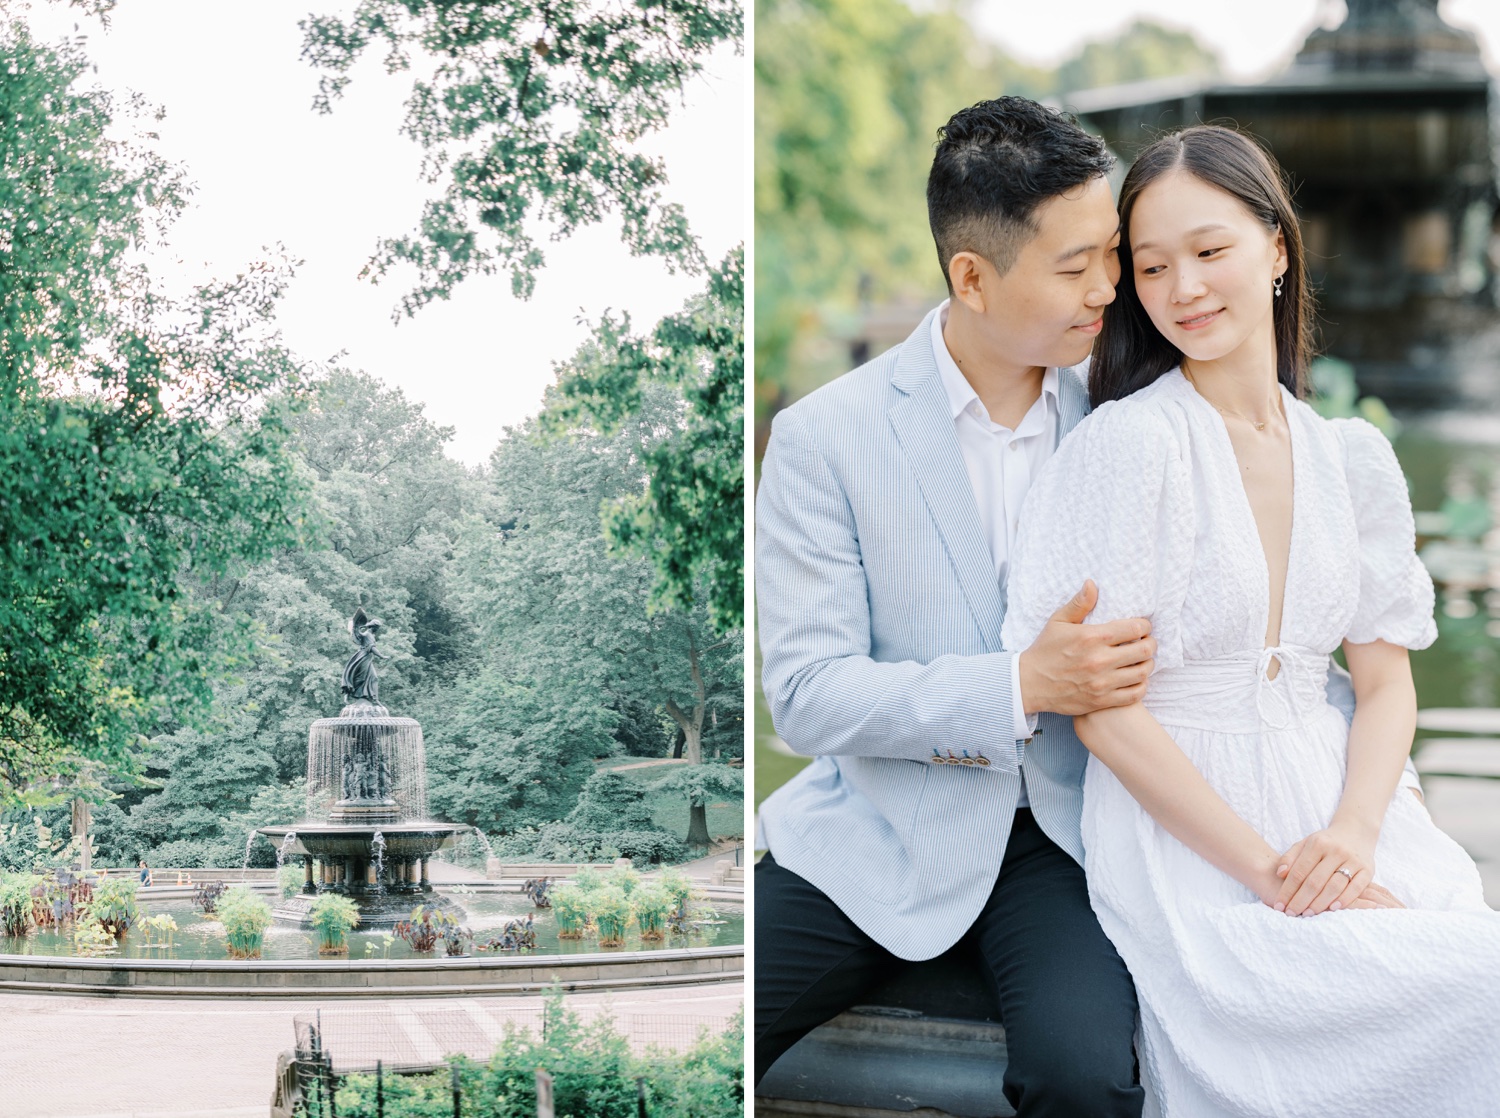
[932,301,1062,805]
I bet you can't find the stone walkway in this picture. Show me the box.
[1,982,744,1118]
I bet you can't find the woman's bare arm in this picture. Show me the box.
[1273,639,1415,915]
[1074,703,1285,903]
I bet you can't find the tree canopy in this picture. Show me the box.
[0,21,313,799]
[300,0,743,310]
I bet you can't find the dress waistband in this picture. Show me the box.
[1145,645,1331,734]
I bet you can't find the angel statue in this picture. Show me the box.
[340,607,385,704]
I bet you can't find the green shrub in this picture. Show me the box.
[309,893,360,955]
[573,865,606,892]
[0,872,41,936]
[217,886,273,959]
[590,886,632,947]
[91,877,140,938]
[278,862,304,899]
[333,990,743,1118]
[606,864,641,897]
[566,770,659,832]
[550,883,589,939]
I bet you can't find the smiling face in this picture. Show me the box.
[950,173,1121,371]
[1127,168,1287,368]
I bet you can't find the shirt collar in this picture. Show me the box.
[932,299,1059,425]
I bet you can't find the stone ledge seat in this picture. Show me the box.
[755,940,1015,1118]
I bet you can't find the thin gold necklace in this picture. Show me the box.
[1182,364,1280,432]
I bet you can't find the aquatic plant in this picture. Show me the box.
[141,913,178,949]
[394,904,466,955]
[91,878,140,938]
[549,883,590,939]
[521,876,553,907]
[0,873,41,937]
[193,879,228,917]
[308,893,361,955]
[476,915,537,952]
[573,865,606,892]
[71,909,117,957]
[590,886,632,948]
[632,883,672,941]
[606,864,641,897]
[217,886,273,959]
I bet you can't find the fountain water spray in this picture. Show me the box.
[255,609,468,927]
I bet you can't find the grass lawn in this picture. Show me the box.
[593,758,745,841]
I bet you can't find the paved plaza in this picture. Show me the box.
[1,982,745,1118]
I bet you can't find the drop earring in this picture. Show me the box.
[1273,275,1284,298]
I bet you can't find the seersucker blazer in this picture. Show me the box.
[757,308,1405,961]
[756,308,1094,960]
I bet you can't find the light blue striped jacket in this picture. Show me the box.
[757,308,1386,962]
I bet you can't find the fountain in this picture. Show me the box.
[1066,0,1499,407]
[258,608,469,928]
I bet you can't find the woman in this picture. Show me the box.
[1001,125,1500,1116]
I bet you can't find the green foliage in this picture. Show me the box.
[589,884,632,945]
[216,885,273,958]
[1053,19,1220,94]
[0,871,40,935]
[278,862,304,899]
[309,892,361,953]
[299,0,742,309]
[755,0,1224,431]
[335,993,744,1118]
[632,882,671,940]
[567,771,658,833]
[71,912,116,956]
[0,22,313,797]
[549,882,589,938]
[90,876,139,937]
[545,250,745,632]
[655,868,695,916]
[1309,356,1399,438]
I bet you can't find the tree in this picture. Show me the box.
[544,248,743,632]
[438,390,742,845]
[1053,20,1220,96]
[299,0,743,311]
[0,22,313,799]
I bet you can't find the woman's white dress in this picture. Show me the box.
[1001,369,1500,1118]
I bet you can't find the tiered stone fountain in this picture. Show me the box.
[258,609,468,928]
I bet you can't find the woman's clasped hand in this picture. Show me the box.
[1271,824,1405,915]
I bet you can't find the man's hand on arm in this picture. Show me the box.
[1017,580,1156,717]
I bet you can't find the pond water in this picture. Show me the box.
[0,891,744,962]
[1393,418,1500,724]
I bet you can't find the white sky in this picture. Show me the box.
[971,0,1500,81]
[21,1,744,465]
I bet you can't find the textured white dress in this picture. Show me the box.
[1001,370,1500,1117]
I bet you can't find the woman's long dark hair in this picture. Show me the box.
[1090,125,1314,407]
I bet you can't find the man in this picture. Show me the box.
[756,97,1147,1116]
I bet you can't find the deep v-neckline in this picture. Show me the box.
[1173,370,1301,659]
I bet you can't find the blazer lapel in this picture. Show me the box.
[888,313,1006,651]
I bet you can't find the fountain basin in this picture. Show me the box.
[257,823,470,928]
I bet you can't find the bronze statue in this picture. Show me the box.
[340,607,384,704]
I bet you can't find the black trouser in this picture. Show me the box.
[755,809,1143,1117]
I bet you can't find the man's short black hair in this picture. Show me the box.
[928,97,1114,287]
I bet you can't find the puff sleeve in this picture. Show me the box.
[1001,400,1193,668]
[1336,418,1437,650]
